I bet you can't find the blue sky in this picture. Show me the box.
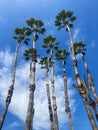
[0,0,98,130]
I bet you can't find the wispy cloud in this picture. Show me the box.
[44,18,54,27]
[73,28,80,41]
[0,48,76,130]
[0,49,13,67]
[44,18,55,35]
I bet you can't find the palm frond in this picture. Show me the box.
[24,38,30,45]
[26,18,35,27]
[55,9,76,30]
[73,41,87,55]
[46,49,50,54]
[39,28,46,34]
[26,18,45,35]
[72,84,78,88]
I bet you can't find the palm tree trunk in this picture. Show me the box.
[45,66,54,130]
[25,32,36,130]
[51,66,59,130]
[25,62,36,130]
[0,42,21,130]
[65,24,81,87]
[50,48,59,130]
[62,60,74,130]
[80,53,98,106]
[83,98,98,130]
[65,24,97,129]
[88,96,98,121]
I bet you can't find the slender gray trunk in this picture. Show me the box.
[62,60,74,130]
[65,24,97,129]
[0,42,21,130]
[45,66,54,130]
[81,53,98,106]
[25,62,36,130]
[25,32,36,130]
[50,48,59,130]
[83,99,97,130]
[81,53,98,121]
[65,24,81,86]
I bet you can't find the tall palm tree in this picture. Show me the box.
[42,35,59,130]
[24,18,45,130]
[39,57,54,130]
[74,41,98,121]
[81,77,98,121]
[55,49,74,130]
[0,27,30,130]
[55,10,97,129]
[73,41,98,105]
[73,78,98,125]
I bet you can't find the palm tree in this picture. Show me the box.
[0,27,30,130]
[74,41,98,121]
[82,77,98,121]
[73,41,98,105]
[73,78,98,126]
[24,18,46,130]
[42,35,59,130]
[39,57,54,130]
[55,10,97,129]
[55,49,74,130]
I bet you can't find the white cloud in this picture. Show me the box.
[44,18,53,27]
[44,18,55,35]
[0,49,76,130]
[0,49,13,67]
[73,28,80,41]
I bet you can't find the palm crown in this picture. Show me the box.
[39,57,49,69]
[42,35,60,66]
[13,27,30,44]
[23,49,33,60]
[42,35,59,53]
[55,49,69,63]
[23,18,46,61]
[23,48,37,61]
[73,41,87,55]
[26,18,46,40]
[55,9,76,30]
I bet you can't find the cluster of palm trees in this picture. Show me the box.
[0,9,98,130]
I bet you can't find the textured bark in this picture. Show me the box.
[66,24,81,87]
[25,32,36,130]
[45,67,54,130]
[83,99,97,130]
[88,97,98,121]
[50,48,59,130]
[62,60,74,130]
[66,24,97,129]
[81,53,98,106]
[0,42,21,130]
[25,65,35,130]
